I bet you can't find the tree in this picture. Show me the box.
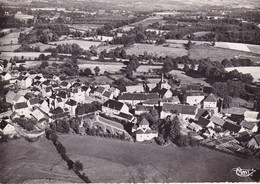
[74,160,83,171]
[99,53,105,61]
[94,66,100,76]
[39,61,49,69]
[83,68,92,76]
[156,36,166,45]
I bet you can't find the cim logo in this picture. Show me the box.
[233,167,256,177]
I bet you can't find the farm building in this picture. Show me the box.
[102,99,129,115]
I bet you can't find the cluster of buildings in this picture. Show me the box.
[0,68,259,148]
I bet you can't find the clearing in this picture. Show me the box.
[59,135,260,183]
[225,66,260,83]
[0,137,82,183]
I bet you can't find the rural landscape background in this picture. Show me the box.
[0,0,260,183]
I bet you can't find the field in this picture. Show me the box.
[78,61,124,73]
[49,40,101,50]
[96,44,124,54]
[131,16,166,27]
[0,52,51,61]
[0,137,82,183]
[189,45,259,62]
[226,66,260,82]
[59,135,260,183]
[169,70,210,86]
[125,43,188,57]
[0,44,21,52]
[0,32,20,45]
[30,42,56,52]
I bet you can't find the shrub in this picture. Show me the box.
[74,160,83,171]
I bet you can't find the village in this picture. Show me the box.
[0,56,260,157]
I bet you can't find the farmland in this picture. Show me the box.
[0,137,82,183]
[226,66,260,82]
[59,135,260,183]
[49,40,101,50]
[125,43,188,57]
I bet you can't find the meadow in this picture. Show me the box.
[59,134,260,183]
[0,137,82,183]
[0,52,51,61]
[49,40,101,50]
[125,43,188,57]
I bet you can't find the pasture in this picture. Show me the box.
[0,32,20,45]
[49,40,101,50]
[169,70,210,86]
[59,135,260,183]
[78,61,124,74]
[125,43,188,57]
[225,66,260,82]
[0,44,20,52]
[0,137,82,183]
[131,16,166,27]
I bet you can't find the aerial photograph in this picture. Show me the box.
[0,0,260,183]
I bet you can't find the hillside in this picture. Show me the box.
[0,138,82,184]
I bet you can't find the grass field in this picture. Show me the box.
[0,52,51,60]
[0,32,20,45]
[0,44,21,52]
[59,135,260,183]
[189,45,259,62]
[169,70,210,86]
[49,40,101,50]
[78,61,124,74]
[226,66,260,82]
[0,137,82,183]
[125,43,188,57]
[131,16,166,27]
[96,44,124,54]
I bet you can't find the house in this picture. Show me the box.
[188,122,203,132]
[183,92,205,106]
[126,85,145,93]
[114,112,137,124]
[10,111,20,120]
[30,108,49,122]
[27,97,41,109]
[0,120,16,136]
[60,81,71,89]
[41,80,51,89]
[146,83,157,92]
[203,93,218,112]
[133,118,158,142]
[202,128,216,138]
[1,72,12,81]
[20,76,33,89]
[70,88,84,103]
[223,122,245,134]
[42,87,52,97]
[102,90,113,101]
[240,120,258,133]
[54,98,65,108]
[118,93,159,106]
[12,102,30,117]
[93,86,106,98]
[194,108,209,121]
[142,98,160,107]
[160,104,197,120]
[39,99,50,113]
[64,99,77,116]
[244,110,259,122]
[135,105,153,116]
[5,91,17,104]
[81,86,91,97]
[110,87,120,97]
[196,117,215,129]
[152,88,172,99]
[247,134,260,149]
[57,91,69,101]
[102,99,129,115]
[160,96,181,106]
[210,115,225,127]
